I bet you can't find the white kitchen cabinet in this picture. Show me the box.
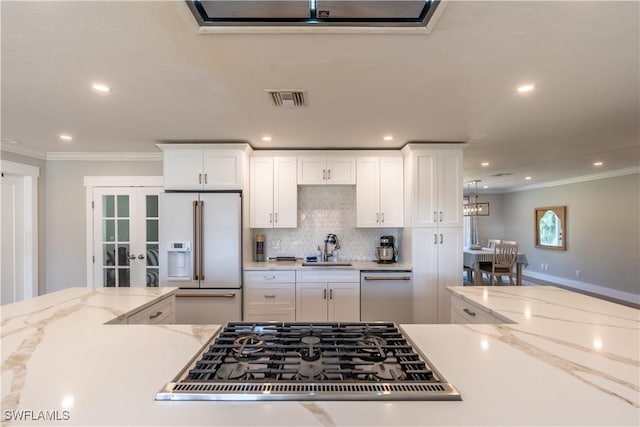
[356,156,403,227]
[249,156,297,228]
[295,270,360,321]
[404,148,463,228]
[411,227,462,324]
[297,155,356,185]
[159,144,247,190]
[243,270,296,321]
[126,294,175,324]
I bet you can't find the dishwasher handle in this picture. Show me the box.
[362,276,412,281]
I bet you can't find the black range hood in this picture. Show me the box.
[188,0,441,27]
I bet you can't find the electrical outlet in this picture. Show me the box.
[545,264,549,271]
[272,239,281,250]
[576,270,581,278]
[540,264,545,270]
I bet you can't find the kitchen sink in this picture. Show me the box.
[301,262,353,267]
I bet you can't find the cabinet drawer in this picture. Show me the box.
[244,283,295,309]
[243,310,296,322]
[244,270,296,283]
[450,296,500,324]
[296,270,359,283]
[128,295,175,324]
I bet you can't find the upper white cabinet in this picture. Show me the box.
[297,155,356,185]
[403,147,463,228]
[158,144,248,190]
[250,156,297,228]
[356,156,404,228]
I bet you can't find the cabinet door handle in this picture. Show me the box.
[434,234,438,244]
[329,289,333,299]
[269,213,273,224]
[264,294,276,299]
[199,173,202,184]
[128,254,136,260]
[204,173,208,184]
[440,233,444,244]
[149,311,163,320]
[463,308,476,317]
[323,289,327,300]
[274,212,278,224]
[327,169,331,180]
[322,169,326,180]
[439,211,443,222]
[137,254,145,260]
[376,213,380,223]
[381,212,385,223]
[263,275,276,280]
[433,211,437,222]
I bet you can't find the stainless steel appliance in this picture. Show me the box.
[375,235,397,263]
[156,322,460,401]
[360,271,413,324]
[159,192,242,324]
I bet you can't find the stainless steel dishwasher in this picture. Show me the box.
[360,271,413,324]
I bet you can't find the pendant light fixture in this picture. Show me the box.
[463,180,490,216]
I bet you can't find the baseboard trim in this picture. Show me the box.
[524,271,640,306]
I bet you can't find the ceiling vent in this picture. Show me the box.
[267,90,307,107]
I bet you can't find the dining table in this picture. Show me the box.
[463,247,529,286]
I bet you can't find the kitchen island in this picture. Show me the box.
[1,286,638,426]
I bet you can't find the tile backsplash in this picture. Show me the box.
[253,186,400,262]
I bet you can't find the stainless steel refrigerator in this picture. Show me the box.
[159,191,242,324]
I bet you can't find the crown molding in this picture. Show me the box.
[0,142,47,159]
[505,166,640,193]
[45,152,163,161]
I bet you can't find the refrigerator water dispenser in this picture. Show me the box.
[167,242,192,280]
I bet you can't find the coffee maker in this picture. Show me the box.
[376,235,397,264]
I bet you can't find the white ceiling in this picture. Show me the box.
[1,1,638,191]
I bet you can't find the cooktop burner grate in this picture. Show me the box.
[157,322,461,401]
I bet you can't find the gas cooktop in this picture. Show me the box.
[157,322,461,401]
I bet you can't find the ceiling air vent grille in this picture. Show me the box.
[267,90,306,107]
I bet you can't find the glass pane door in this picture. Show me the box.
[93,187,162,287]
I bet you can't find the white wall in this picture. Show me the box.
[45,160,162,293]
[482,173,639,300]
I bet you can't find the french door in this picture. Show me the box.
[92,187,161,287]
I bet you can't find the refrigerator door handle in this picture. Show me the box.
[192,200,199,280]
[199,200,205,280]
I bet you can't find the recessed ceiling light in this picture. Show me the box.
[483,185,489,189]
[593,161,603,166]
[92,83,111,93]
[481,162,490,167]
[383,135,394,141]
[517,84,535,93]
[262,136,272,142]
[59,134,73,141]
[525,176,532,180]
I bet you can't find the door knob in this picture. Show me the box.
[137,254,145,260]
[128,254,136,260]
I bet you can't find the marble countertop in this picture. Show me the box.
[2,285,638,426]
[243,260,412,271]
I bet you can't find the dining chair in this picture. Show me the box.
[487,238,502,248]
[479,243,519,285]
[502,240,517,245]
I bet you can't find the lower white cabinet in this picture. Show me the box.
[295,270,360,322]
[449,294,505,324]
[127,294,176,324]
[243,270,296,321]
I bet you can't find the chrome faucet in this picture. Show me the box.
[323,234,340,262]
